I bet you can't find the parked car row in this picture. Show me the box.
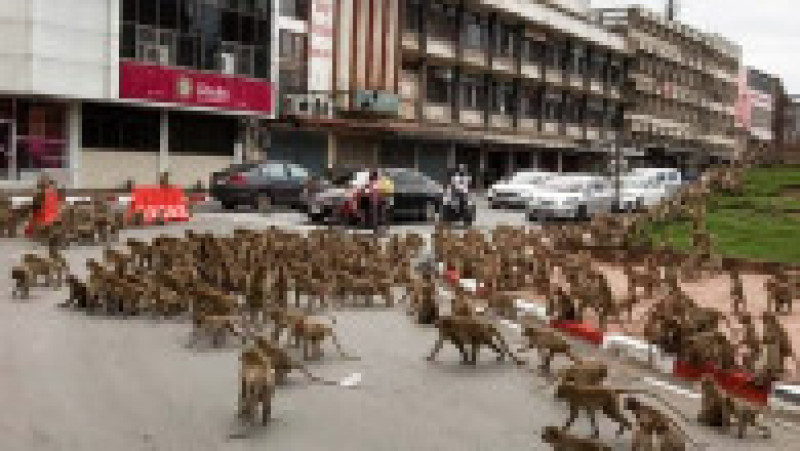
[488,167,683,221]
[209,160,684,225]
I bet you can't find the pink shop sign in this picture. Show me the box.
[119,61,273,114]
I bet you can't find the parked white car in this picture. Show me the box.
[619,175,669,211]
[632,168,682,195]
[487,170,555,209]
[525,175,614,221]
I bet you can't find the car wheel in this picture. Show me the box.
[254,194,272,213]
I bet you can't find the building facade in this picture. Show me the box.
[270,0,630,187]
[0,0,275,189]
[597,6,741,176]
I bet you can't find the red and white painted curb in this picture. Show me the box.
[438,265,800,411]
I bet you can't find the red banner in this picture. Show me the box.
[119,61,273,114]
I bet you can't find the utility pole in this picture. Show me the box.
[666,0,678,21]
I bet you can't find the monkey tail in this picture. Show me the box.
[330,333,360,361]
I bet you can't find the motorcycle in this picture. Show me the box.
[440,186,475,227]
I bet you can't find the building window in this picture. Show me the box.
[604,101,623,129]
[588,48,607,81]
[585,97,604,128]
[15,101,67,172]
[494,21,516,58]
[460,75,486,110]
[521,85,542,119]
[428,1,457,41]
[427,66,453,104]
[543,89,563,121]
[279,29,308,93]
[545,40,564,70]
[522,36,545,66]
[564,93,584,124]
[462,12,488,51]
[280,0,309,20]
[492,81,515,115]
[403,0,422,33]
[566,41,587,76]
[608,56,625,87]
[121,0,271,79]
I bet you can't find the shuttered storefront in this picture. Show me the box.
[416,142,450,184]
[379,139,415,168]
[268,131,328,176]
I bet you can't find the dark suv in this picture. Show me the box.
[210,161,317,211]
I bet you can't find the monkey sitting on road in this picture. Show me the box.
[625,397,693,451]
[11,265,34,299]
[238,347,276,427]
[541,425,611,451]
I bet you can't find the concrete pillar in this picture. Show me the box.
[447,142,457,170]
[159,110,169,174]
[327,132,337,169]
[66,102,82,188]
[233,140,244,165]
[506,150,514,177]
[479,146,487,189]
[532,150,541,170]
[557,151,564,173]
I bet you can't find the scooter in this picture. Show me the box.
[440,186,475,227]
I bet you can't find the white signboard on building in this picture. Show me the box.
[309,0,334,92]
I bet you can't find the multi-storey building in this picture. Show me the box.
[735,68,785,164]
[597,6,741,176]
[0,0,275,189]
[271,0,629,186]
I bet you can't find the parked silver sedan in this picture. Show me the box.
[525,176,614,221]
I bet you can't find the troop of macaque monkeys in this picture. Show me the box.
[6,164,800,447]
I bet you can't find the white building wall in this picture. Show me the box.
[0,0,119,100]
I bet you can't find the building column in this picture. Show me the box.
[557,151,564,173]
[448,143,457,170]
[327,132,337,169]
[413,142,420,171]
[532,150,541,170]
[479,145,488,189]
[506,150,514,177]
[159,110,169,174]
[67,102,82,188]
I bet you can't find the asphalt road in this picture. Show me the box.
[1,206,797,450]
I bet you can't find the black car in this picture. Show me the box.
[210,161,317,211]
[307,168,443,224]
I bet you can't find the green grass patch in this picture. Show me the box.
[647,167,800,264]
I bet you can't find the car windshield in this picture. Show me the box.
[509,172,548,184]
[544,180,588,193]
[623,178,653,189]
